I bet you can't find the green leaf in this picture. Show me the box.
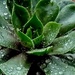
[26,27,32,38]
[7,0,31,14]
[33,34,43,47]
[14,0,31,14]
[58,0,75,10]
[0,48,11,63]
[35,0,59,25]
[0,16,18,50]
[42,56,75,75]
[7,0,13,14]
[0,53,30,75]
[12,3,30,30]
[23,14,43,35]
[0,0,11,22]
[52,31,75,54]
[0,16,11,30]
[55,4,75,35]
[31,0,40,15]
[17,29,34,48]
[27,46,53,56]
[0,27,18,50]
[43,22,61,47]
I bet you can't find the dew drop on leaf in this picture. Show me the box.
[5,17,8,20]
[59,71,63,75]
[55,73,57,75]
[5,6,7,9]
[4,13,8,16]
[3,1,6,5]
[17,67,22,70]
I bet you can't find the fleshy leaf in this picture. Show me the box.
[17,29,34,48]
[12,3,30,30]
[52,31,75,54]
[7,0,13,14]
[0,16,18,50]
[33,34,43,47]
[0,16,11,30]
[31,0,40,15]
[0,27,18,50]
[42,56,75,75]
[35,0,59,25]
[58,0,75,10]
[27,46,53,56]
[0,48,11,63]
[0,0,11,22]
[14,0,31,14]
[26,27,32,38]
[23,14,43,35]
[43,22,61,47]
[55,4,75,35]
[0,53,30,75]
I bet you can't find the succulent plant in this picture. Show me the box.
[0,0,75,75]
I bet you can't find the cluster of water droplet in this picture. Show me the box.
[1,0,11,21]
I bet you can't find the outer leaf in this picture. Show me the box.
[43,22,61,47]
[14,0,31,14]
[24,14,43,35]
[0,48,11,63]
[0,16,18,50]
[27,46,53,56]
[0,53,30,75]
[0,16,11,30]
[35,0,59,25]
[0,0,11,22]
[7,0,30,14]
[42,56,75,75]
[55,4,75,35]
[17,29,34,48]
[0,27,18,50]
[52,31,75,54]
[31,0,40,15]
[58,0,75,10]
[12,3,30,30]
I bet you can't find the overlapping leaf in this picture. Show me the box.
[0,0,11,22]
[23,14,43,35]
[0,16,18,50]
[43,22,61,47]
[0,54,30,75]
[42,56,75,75]
[55,4,75,35]
[52,31,75,54]
[27,46,53,56]
[12,3,30,30]
[17,29,34,48]
[35,0,59,25]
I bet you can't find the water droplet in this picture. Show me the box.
[52,66,54,69]
[5,17,8,20]
[59,71,63,75]
[2,26,5,29]
[5,6,7,8]
[65,66,68,68]
[4,13,8,16]
[67,56,72,60]
[55,73,57,75]
[17,67,21,70]
[49,62,52,65]
[51,70,53,73]
[3,1,6,5]
[36,72,39,75]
